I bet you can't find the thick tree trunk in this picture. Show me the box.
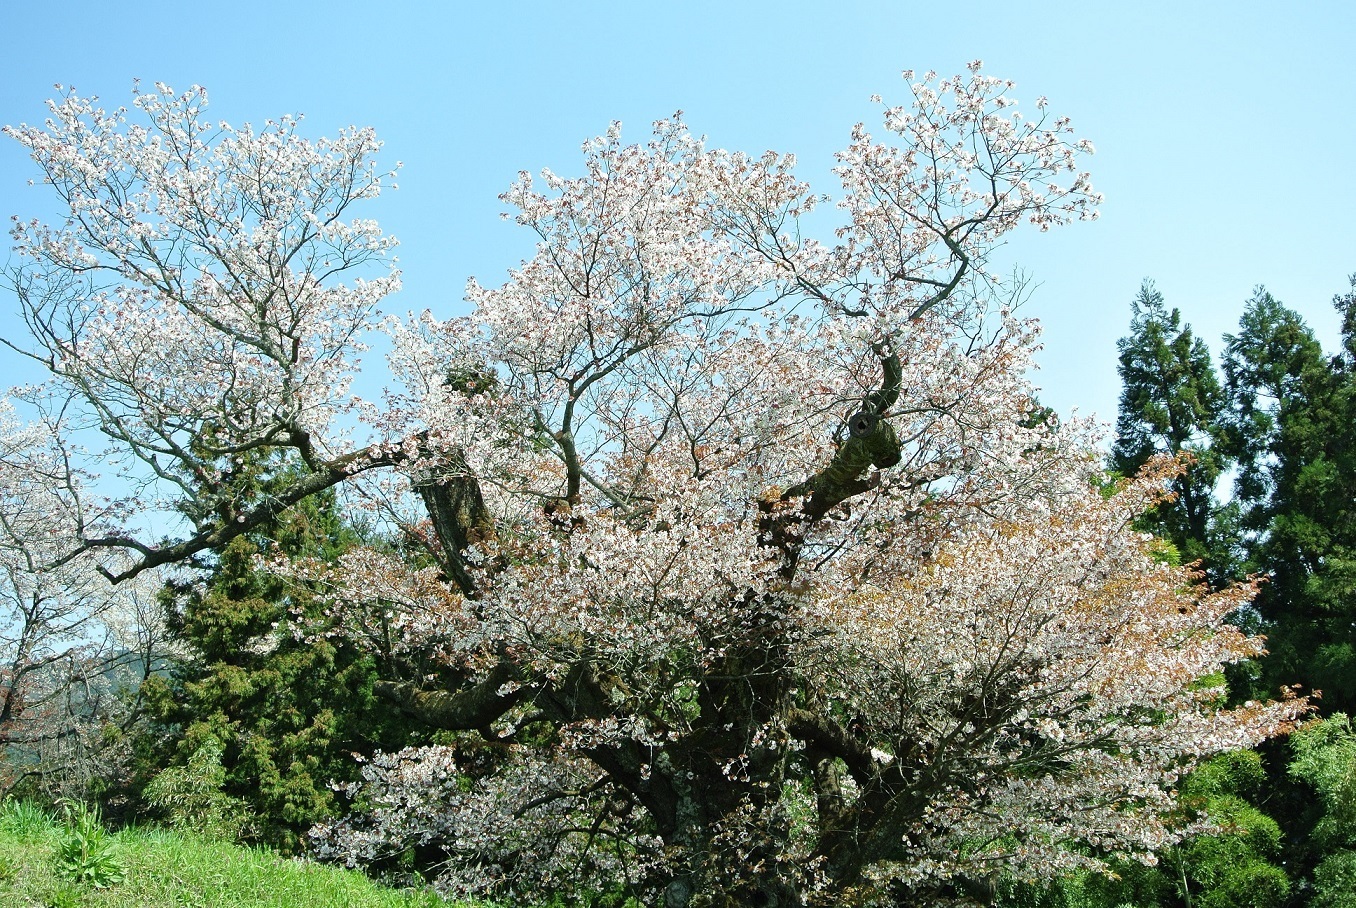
[661,347,908,906]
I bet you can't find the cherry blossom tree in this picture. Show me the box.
[4,69,1305,905]
[0,400,171,798]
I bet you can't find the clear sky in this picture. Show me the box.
[1,0,1352,425]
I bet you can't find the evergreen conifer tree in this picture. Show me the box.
[139,455,414,852]
[1112,280,1234,584]
[1220,285,1356,712]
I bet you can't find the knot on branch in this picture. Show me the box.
[759,340,906,575]
[829,339,905,477]
[847,410,878,438]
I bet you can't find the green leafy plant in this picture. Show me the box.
[1312,849,1356,908]
[1289,714,1356,906]
[140,468,413,854]
[54,801,125,889]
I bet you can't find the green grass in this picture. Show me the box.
[0,800,454,908]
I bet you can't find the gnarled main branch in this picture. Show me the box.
[373,662,524,731]
[759,342,903,576]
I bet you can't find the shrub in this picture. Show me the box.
[143,736,247,841]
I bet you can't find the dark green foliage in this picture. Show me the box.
[995,863,1173,908]
[142,736,246,841]
[1174,799,1287,907]
[1195,860,1291,908]
[1290,715,1356,851]
[140,457,414,853]
[1312,850,1356,908]
[1098,274,1356,907]
[1220,281,1356,712]
[1166,751,1289,908]
[1112,280,1235,585]
[1287,714,1356,908]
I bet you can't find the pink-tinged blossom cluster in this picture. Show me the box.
[303,69,1296,902]
[309,746,661,899]
[800,462,1300,888]
[834,63,1101,326]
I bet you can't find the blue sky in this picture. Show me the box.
[1,0,1352,424]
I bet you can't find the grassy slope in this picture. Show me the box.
[0,809,455,908]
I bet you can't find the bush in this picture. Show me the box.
[1196,859,1289,908]
[143,736,248,841]
[1313,850,1356,908]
